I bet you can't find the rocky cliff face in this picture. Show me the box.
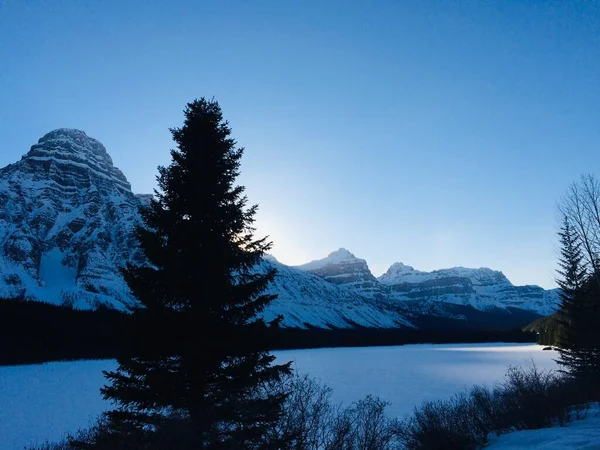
[0,129,144,308]
[296,249,391,300]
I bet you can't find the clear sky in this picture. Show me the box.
[1,1,599,288]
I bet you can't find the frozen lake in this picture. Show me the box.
[276,342,559,417]
[0,343,558,449]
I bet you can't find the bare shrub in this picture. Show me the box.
[265,374,402,450]
[263,373,339,449]
[491,365,571,431]
[397,364,593,450]
[398,389,491,450]
[337,396,401,450]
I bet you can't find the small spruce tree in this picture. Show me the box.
[85,98,291,449]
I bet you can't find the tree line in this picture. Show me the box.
[0,298,536,366]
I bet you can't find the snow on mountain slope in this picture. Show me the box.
[259,257,413,329]
[379,262,559,315]
[0,129,145,309]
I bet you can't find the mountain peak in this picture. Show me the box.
[0,130,144,308]
[388,262,417,272]
[37,128,114,165]
[327,248,356,260]
[295,249,391,299]
[297,248,361,271]
[378,261,423,285]
[16,128,132,192]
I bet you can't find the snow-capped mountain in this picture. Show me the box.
[0,129,144,309]
[296,249,391,300]
[379,262,559,315]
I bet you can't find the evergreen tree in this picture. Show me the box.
[557,278,600,385]
[556,216,587,300]
[556,217,586,372]
[556,216,600,389]
[86,98,291,449]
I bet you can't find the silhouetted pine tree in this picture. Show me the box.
[556,217,587,300]
[556,217,600,388]
[84,98,291,449]
[556,217,586,371]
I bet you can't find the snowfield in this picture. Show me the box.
[0,343,589,449]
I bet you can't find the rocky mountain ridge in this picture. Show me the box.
[378,260,558,315]
[297,249,559,315]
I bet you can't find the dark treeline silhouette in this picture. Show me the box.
[0,298,132,365]
[523,313,560,346]
[0,297,536,366]
[272,327,535,350]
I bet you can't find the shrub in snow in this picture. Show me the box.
[397,389,491,450]
[397,365,593,450]
[491,365,571,431]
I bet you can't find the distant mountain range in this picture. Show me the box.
[297,249,558,315]
[0,129,558,330]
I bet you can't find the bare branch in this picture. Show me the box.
[558,175,600,276]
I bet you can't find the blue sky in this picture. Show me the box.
[1,1,599,288]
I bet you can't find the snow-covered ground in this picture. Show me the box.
[486,405,600,449]
[0,343,560,449]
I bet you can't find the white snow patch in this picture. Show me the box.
[23,248,79,305]
[39,248,77,289]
